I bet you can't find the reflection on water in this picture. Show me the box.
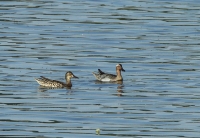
[94,80,123,85]
[37,85,72,92]
[1,0,200,137]
[94,80,124,96]
[117,85,124,95]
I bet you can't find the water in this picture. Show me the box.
[1,0,200,137]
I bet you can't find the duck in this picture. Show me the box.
[92,64,125,82]
[35,71,78,88]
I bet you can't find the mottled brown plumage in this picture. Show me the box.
[35,71,78,88]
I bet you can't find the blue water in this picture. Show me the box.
[1,0,200,137]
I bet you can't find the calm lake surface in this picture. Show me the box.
[1,0,200,137]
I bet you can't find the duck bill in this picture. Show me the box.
[72,74,79,79]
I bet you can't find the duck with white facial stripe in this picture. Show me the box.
[92,64,125,82]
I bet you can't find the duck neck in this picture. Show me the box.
[66,77,72,87]
[116,70,123,80]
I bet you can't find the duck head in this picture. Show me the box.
[65,71,79,80]
[116,64,125,72]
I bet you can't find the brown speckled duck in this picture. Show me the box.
[92,64,125,82]
[35,71,78,88]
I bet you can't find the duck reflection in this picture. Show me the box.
[117,84,124,96]
[116,81,124,96]
[94,80,124,96]
[37,85,72,92]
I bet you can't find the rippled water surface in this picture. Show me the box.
[1,0,200,137]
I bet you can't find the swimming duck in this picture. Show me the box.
[35,71,78,88]
[92,64,125,82]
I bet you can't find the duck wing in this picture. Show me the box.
[35,76,65,87]
[98,69,105,75]
[99,73,116,81]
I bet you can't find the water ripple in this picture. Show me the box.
[1,0,200,137]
